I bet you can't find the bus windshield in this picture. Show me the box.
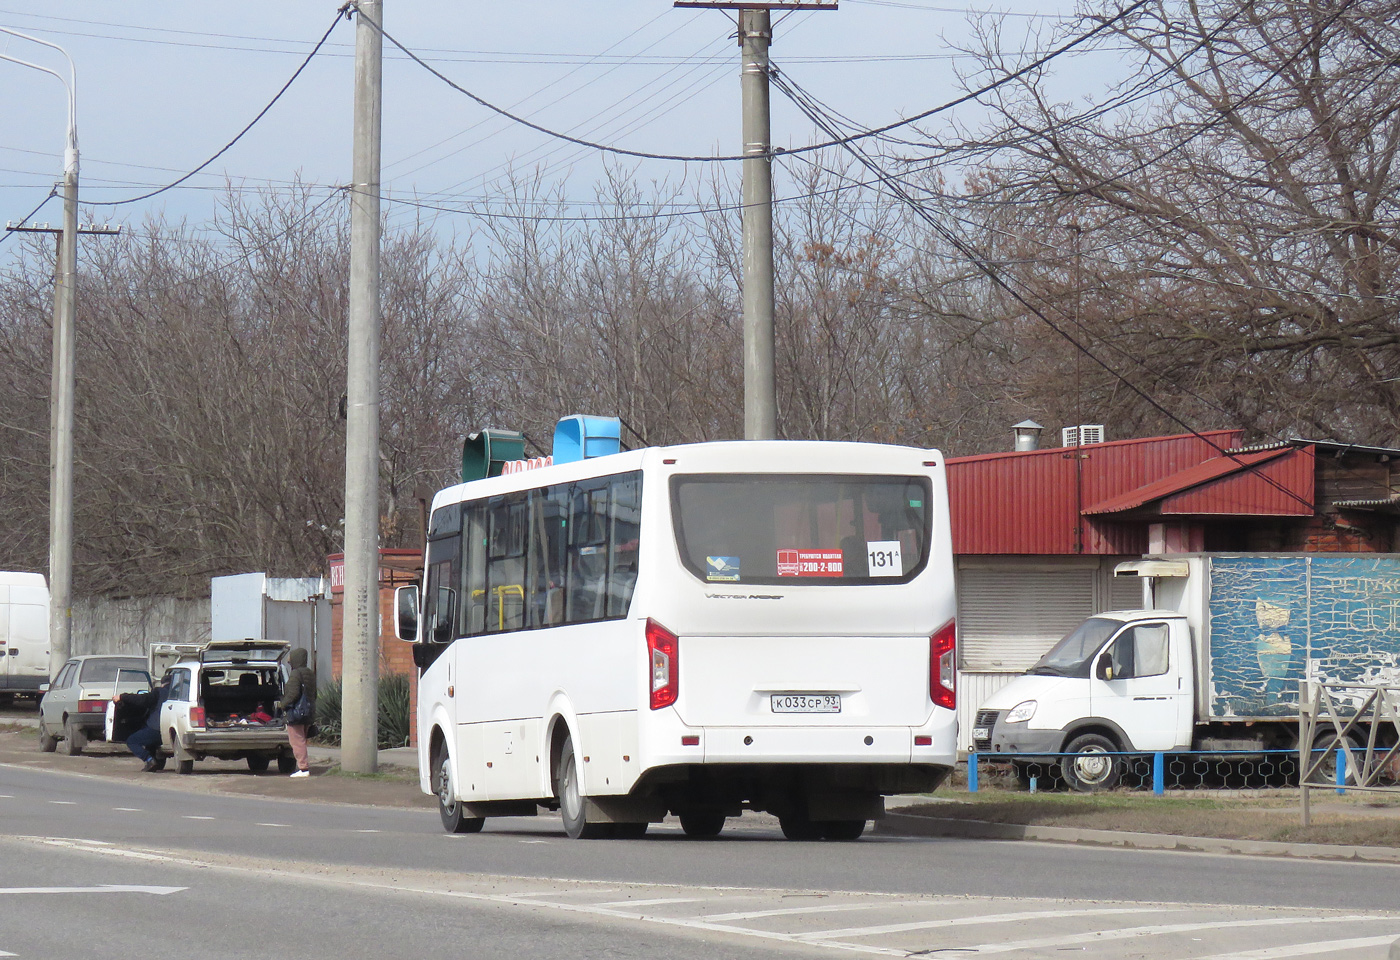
[672,474,931,585]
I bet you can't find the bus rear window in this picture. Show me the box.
[671,475,932,585]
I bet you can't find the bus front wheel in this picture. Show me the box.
[556,736,610,839]
[435,745,484,834]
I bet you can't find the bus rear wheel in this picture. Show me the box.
[779,815,824,841]
[680,812,725,838]
[821,819,866,841]
[556,736,609,839]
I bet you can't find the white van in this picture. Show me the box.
[0,572,50,701]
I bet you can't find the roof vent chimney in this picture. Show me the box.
[1062,424,1106,447]
[1012,419,1044,452]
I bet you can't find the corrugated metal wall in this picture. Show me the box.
[949,430,1244,555]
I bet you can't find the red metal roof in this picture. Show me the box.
[1082,446,1313,517]
[947,430,1246,555]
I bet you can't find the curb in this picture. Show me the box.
[875,812,1400,863]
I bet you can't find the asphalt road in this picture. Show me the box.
[4,759,1400,960]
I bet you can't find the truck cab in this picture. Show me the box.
[974,610,1195,789]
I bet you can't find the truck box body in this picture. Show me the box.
[1153,554,1400,722]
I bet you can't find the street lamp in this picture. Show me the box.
[1,28,79,679]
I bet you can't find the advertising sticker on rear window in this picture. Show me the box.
[777,549,844,577]
[705,556,741,582]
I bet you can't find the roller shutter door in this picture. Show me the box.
[957,563,1095,671]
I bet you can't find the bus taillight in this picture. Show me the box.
[930,621,956,710]
[647,619,679,710]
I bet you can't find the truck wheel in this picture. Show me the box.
[39,720,58,753]
[679,812,725,838]
[1311,731,1362,786]
[247,756,270,773]
[63,719,86,756]
[1061,733,1122,792]
[434,743,484,834]
[555,735,608,839]
[821,820,867,841]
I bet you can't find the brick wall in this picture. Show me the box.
[328,549,423,748]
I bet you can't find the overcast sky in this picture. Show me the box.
[0,0,1095,253]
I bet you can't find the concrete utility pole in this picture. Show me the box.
[739,8,776,440]
[674,1,835,439]
[342,0,383,774]
[0,29,83,678]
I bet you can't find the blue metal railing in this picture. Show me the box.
[964,746,1345,794]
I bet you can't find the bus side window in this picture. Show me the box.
[606,476,642,617]
[567,484,610,622]
[486,496,528,632]
[529,485,569,628]
[462,504,488,635]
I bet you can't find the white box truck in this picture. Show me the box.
[1,572,51,702]
[974,554,1400,790]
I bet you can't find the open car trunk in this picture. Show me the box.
[199,664,286,727]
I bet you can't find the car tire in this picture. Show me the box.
[821,819,867,841]
[433,742,485,834]
[679,812,726,838]
[1061,733,1122,792]
[63,719,86,756]
[39,720,58,753]
[555,736,609,839]
[177,758,194,775]
[247,756,270,773]
[277,754,298,774]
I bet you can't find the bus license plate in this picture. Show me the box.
[771,694,841,714]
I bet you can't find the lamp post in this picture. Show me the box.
[1,29,79,678]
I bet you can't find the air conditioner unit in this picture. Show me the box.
[1062,424,1105,446]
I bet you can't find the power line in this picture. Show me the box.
[89,7,347,207]
[364,0,1153,163]
[0,187,57,249]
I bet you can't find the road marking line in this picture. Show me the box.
[112,807,141,812]
[959,915,1396,955]
[34,837,204,866]
[802,906,1172,940]
[595,897,707,908]
[705,901,923,922]
[256,823,287,828]
[48,800,76,805]
[354,829,380,834]
[0,885,186,895]
[1195,935,1400,960]
[0,794,13,798]
[182,815,214,820]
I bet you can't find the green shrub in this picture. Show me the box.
[313,674,411,750]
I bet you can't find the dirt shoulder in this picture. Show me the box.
[0,724,436,811]
[902,789,1400,847]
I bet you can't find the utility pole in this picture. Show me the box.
[343,0,383,774]
[674,1,836,439]
[0,30,89,678]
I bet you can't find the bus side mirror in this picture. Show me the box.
[395,586,420,642]
[1096,652,1113,681]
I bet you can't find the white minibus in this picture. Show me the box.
[396,439,957,840]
